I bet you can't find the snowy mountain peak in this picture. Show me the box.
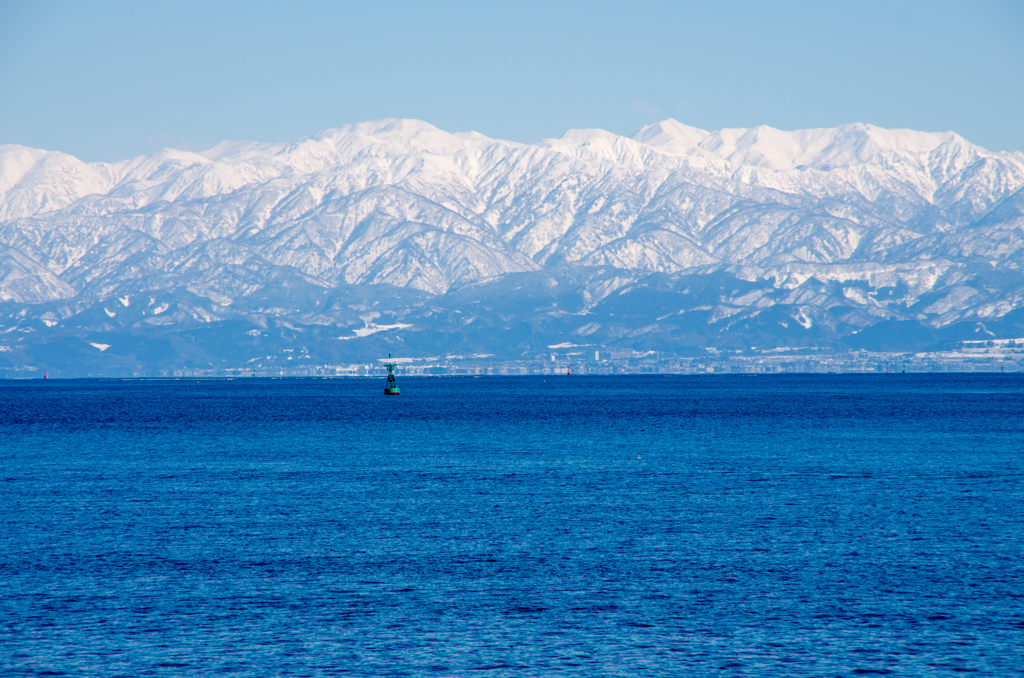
[199,139,286,163]
[538,128,660,167]
[631,119,710,154]
[631,120,972,172]
[309,118,495,156]
[0,145,114,221]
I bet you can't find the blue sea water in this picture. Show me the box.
[1,374,1022,677]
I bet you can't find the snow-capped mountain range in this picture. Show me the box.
[2,118,1023,374]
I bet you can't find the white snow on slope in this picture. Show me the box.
[0,118,1022,329]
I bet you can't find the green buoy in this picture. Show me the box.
[384,354,400,395]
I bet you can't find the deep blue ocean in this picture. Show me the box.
[1,374,1022,676]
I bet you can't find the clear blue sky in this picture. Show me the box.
[1,0,1022,161]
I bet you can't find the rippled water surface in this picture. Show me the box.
[1,374,1022,676]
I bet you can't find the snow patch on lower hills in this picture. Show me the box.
[735,261,956,294]
[924,286,979,316]
[709,305,744,323]
[337,322,412,340]
[842,287,871,305]
[794,311,813,329]
[573,323,601,336]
